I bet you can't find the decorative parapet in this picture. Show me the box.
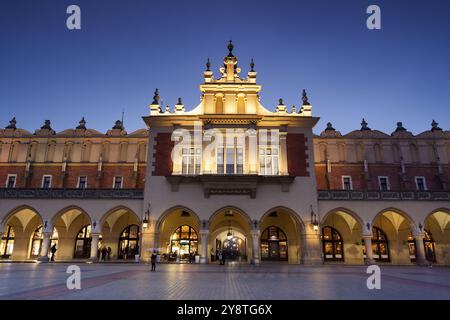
[166,174,295,198]
[0,188,144,199]
[318,190,450,201]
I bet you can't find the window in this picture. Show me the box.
[362,226,390,262]
[408,229,436,263]
[217,144,243,175]
[182,147,201,175]
[415,177,427,191]
[321,226,344,261]
[342,176,352,190]
[77,176,87,189]
[113,176,123,189]
[378,176,390,191]
[6,174,16,188]
[169,225,198,261]
[260,226,288,261]
[41,175,52,188]
[0,226,15,258]
[74,225,96,259]
[118,225,140,260]
[259,147,279,176]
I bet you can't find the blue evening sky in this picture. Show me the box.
[0,0,449,135]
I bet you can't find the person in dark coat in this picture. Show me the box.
[150,251,157,271]
[101,246,107,261]
[50,244,57,262]
[107,247,112,260]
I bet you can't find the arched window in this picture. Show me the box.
[118,224,140,260]
[260,226,288,261]
[408,229,436,263]
[30,226,59,259]
[363,226,390,262]
[74,225,92,259]
[321,226,344,261]
[170,225,198,261]
[0,226,15,258]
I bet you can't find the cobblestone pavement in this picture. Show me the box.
[0,263,449,300]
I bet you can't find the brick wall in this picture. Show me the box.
[286,133,309,176]
[152,133,174,176]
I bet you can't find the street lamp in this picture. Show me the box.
[143,203,150,229]
[310,205,319,231]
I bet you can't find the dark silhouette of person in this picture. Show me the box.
[107,247,112,260]
[101,246,107,261]
[151,251,157,271]
[50,244,57,262]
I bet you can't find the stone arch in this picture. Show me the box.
[156,205,201,231]
[321,208,364,264]
[259,206,304,264]
[209,206,252,229]
[423,208,450,264]
[1,205,43,231]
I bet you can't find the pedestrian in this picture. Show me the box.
[50,244,57,262]
[107,247,112,260]
[101,246,107,261]
[218,250,223,265]
[151,251,157,271]
[221,250,226,265]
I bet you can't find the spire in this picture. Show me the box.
[431,119,442,131]
[152,88,160,105]
[325,122,336,131]
[227,40,234,57]
[395,121,406,132]
[5,117,16,129]
[206,57,211,71]
[76,117,87,130]
[360,118,371,131]
[302,89,310,105]
[250,58,255,72]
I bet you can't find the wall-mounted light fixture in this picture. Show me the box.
[310,205,319,231]
[143,203,150,229]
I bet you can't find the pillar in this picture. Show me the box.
[362,235,375,264]
[414,233,427,265]
[88,234,100,262]
[200,230,209,264]
[37,232,51,262]
[279,131,288,175]
[140,218,159,262]
[301,225,323,265]
[250,229,261,264]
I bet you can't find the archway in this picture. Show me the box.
[424,209,450,264]
[209,207,251,263]
[1,206,42,260]
[371,208,416,264]
[29,226,58,259]
[407,229,436,262]
[321,208,363,264]
[157,206,200,263]
[259,207,302,263]
[52,206,91,260]
[99,206,140,260]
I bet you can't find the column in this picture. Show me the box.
[414,233,427,265]
[301,224,323,265]
[37,232,52,262]
[362,235,375,264]
[279,131,288,175]
[140,218,159,262]
[250,229,260,264]
[200,230,209,264]
[89,234,100,262]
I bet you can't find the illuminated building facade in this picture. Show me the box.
[1,42,449,265]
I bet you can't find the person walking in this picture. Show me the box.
[50,244,57,262]
[107,247,112,261]
[218,250,223,265]
[150,251,157,272]
[101,246,107,262]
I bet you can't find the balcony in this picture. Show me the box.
[0,188,144,199]
[166,174,295,198]
[318,190,450,201]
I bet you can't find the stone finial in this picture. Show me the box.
[325,122,336,131]
[360,118,371,131]
[302,89,310,105]
[76,117,87,130]
[177,97,183,105]
[41,120,52,130]
[206,57,211,71]
[395,121,406,132]
[278,98,284,105]
[250,58,255,72]
[5,117,17,129]
[431,119,442,131]
[152,88,160,105]
[112,120,124,130]
[227,40,234,57]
